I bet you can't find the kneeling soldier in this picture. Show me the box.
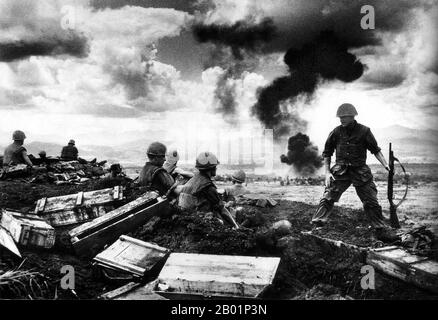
[178,151,239,229]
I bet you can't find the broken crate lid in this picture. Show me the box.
[100,280,167,300]
[153,253,281,299]
[0,225,21,258]
[367,246,438,294]
[69,191,171,258]
[35,186,124,227]
[0,209,55,250]
[93,235,170,279]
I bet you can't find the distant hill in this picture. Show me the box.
[373,126,438,163]
[1,125,437,165]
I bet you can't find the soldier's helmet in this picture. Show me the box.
[195,152,219,170]
[12,130,26,141]
[147,142,167,157]
[165,149,180,164]
[38,150,46,157]
[231,170,246,183]
[336,103,358,117]
[68,139,75,145]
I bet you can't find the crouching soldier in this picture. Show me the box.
[2,130,34,170]
[138,142,175,197]
[223,169,248,202]
[61,139,78,161]
[178,152,239,229]
[311,103,397,241]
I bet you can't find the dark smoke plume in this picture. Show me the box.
[193,19,276,121]
[253,31,365,138]
[280,133,323,175]
[0,33,89,62]
[193,18,277,60]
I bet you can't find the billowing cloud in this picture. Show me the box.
[0,0,437,150]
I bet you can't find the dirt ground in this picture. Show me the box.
[1,178,437,300]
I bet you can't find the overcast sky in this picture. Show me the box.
[0,0,437,150]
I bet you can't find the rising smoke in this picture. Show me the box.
[280,132,323,175]
[193,18,276,60]
[0,33,89,62]
[253,31,365,138]
[192,18,276,121]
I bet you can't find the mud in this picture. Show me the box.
[1,180,438,300]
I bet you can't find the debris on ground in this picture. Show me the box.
[92,235,170,281]
[153,253,281,299]
[234,194,279,208]
[0,178,437,300]
[1,209,55,250]
[367,246,438,294]
[0,266,50,299]
[400,226,436,257]
[1,157,127,185]
[69,191,171,258]
[34,186,125,227]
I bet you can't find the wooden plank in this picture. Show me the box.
[100,280,167,300]
[36,187,124,213]
[0,226,21,258]
[366,247,438,293]
[93,235,170,276]
[0,210,23,243]
[76,192,84,206]
[113,186,119,200]
[42,206,110,227]
[69,192,158,238]
[100,282,140,299]
[371,245,399,252]
[37,197,47,213]
[154,253,280,299]
[70,193,170,258]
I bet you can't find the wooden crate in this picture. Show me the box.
[0,210,55,249]
[93,235,170,278]
[366,246,438,293]
[35,186,124,227]
[153,253,281,299]
[69,192,171,258]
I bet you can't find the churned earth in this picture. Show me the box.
[0,178,437,300]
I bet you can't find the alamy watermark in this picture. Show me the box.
[60,265,75,290]
[360,265,375,290]
[361,5,375,30]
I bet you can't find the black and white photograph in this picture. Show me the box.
[0,0,437,307]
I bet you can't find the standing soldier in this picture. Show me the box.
[61,139,79,161]
[311,103,397,240]
[178,151,239,229]
[138,142,175,197]
[3,130,33,168]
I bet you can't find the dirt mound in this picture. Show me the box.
[1,180,437,300]
[0,177,134,211]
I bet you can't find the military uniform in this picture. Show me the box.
[178,172,223,213]
[3,143,27,167]
[312,120,386,227]
[138,162,174,196]
[223,184,247,202]
[61,145,78,161]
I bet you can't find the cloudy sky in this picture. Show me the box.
[0,0,437,151]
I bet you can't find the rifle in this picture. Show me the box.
[388,143,409,229]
